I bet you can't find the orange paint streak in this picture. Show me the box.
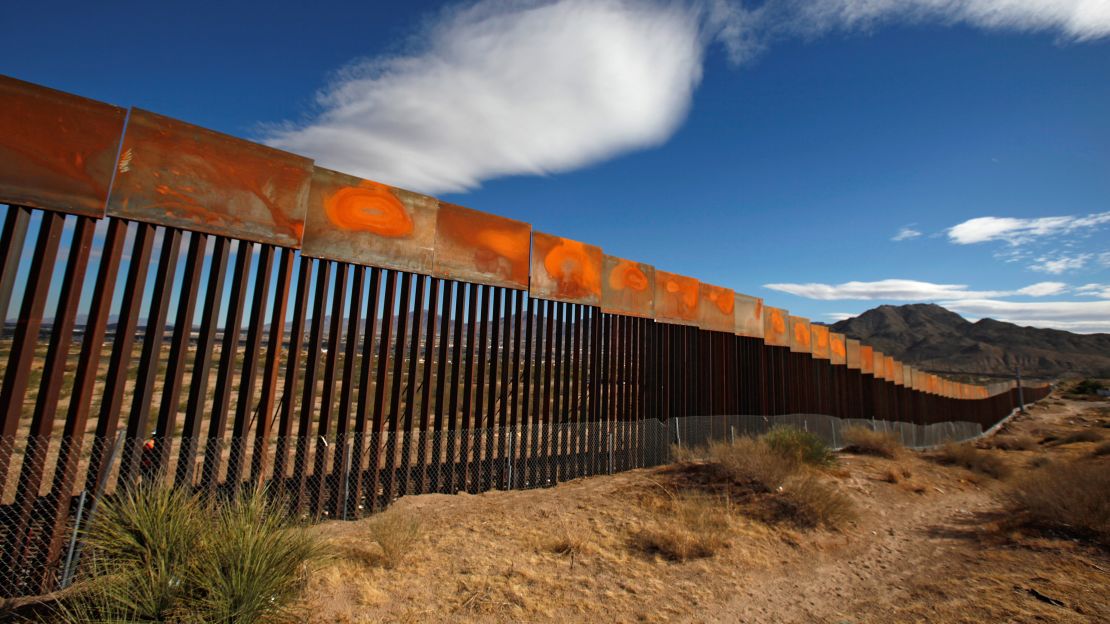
[771,310,785,336]
[709,289,735,315]
[435,202,530,287]
[542,238,601,299]
[609,259,648,291]
[793,321,811,347]
[325,181,413,237]
[830,335,846,358]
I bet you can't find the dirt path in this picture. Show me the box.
[303,396,1110,623]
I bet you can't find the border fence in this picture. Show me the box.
[0,75,1051,597]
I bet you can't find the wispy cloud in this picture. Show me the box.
[264,0,1110,194]
[941,299,1110,334]
[1076,283,1110,299]
[1029,252,1093,274]
[946,212,1110,245]
[891,226,922,242]
[762,278,1067,301]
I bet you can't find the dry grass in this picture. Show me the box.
[840,426,902,458]
[706,437,799,490]
[777,474,857,530]
[1004,457,1110,545]
[361,508,423,570]
[934,442,1011,479]
[630,491,732,561]
[990,434,1039,451]
[1093,441,1110,457]
[1046,429,1103,447]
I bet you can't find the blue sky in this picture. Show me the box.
[3,0,1109,331]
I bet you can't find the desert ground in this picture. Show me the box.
[302,393,1109,623]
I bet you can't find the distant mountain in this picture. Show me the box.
[830,303,1110,379]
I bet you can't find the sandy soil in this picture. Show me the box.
[303,396,1110,623]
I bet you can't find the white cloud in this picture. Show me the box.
[1076,283,1110,299]
[941,299,1110,334]
[264,1,1110,194]
[266,0,705,194]
[891,226,922,242]
[946,212,1110,245]
[762,278,1066,300]
[1029,253,1092,274]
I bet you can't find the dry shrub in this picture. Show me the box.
[452,568,528,616]
[935,442,1011,479]
[881,466,912,484]
[670,443,708,463]
[777,474,857,530]
[1094,441,1110,457]
[1004,458,1110,544]
[991,434,1038,451]
[707,437,799,491]
[631,492,731,561]
[1047,429,1103,446]
[762,426,834,466]
[538,522,588,560]
[841,426,902,458]
[363,508,423,570]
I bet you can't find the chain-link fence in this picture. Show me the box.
[0,409,998,597]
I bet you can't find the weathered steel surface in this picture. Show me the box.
[872,351,885,379]
[301,167,437,272]
[432,201,530,289]
[764,306,789,347]
[0,75,126,217]
[811,324,830,360]
[601,255,654,317]
[734,293,764,338]
[789,316,811,353]
[654,270,699,326]
[698,283,735,333]
[884,356,895,382]
[860,345,874,374]
[530,231,602,305]
[894,361,904,386]
[829,332,847,365]
[846,338,861,368]
[107,109,313,247]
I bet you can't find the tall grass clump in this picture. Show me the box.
[840,426,902,458]
[707,437,798,490]
[632,492,731,561]
[762,426,834,466]
[56,485,321,623]
[934,442,1010,479]
[1004,458,1110,545]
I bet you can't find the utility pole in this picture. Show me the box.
[1016,366,1026,414]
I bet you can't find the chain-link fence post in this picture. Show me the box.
[59,489,88,589]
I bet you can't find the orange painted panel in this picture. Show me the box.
[698,283,735,333]
[432,201,530,289]
[529,231,602,305]
[789,316,811,353]
[601,255,654,317]
[884,356,895,381]
[873,351,885,379]
[734,293,764,338]
[811,325,830,359]
[763,306,789,347]
[829,332,847,365]
[301,167,437,272]
[655,270,700,326]
[846,339,861,369]
[860,345,874,374]
[893,361,904,386]
[0,76,126,217]
[108,109,312,247]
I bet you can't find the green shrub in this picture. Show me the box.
[54,485,321,623]
[762,426,833,466]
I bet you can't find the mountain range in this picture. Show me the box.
[830,303,1110,380]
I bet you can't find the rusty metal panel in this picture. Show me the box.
[698,283,734,333]
[655,270,700,326]
[601,255,654,317]
[301,167,437,272]
[108,109,313,247]
[432,201,530,289]
[734,293,763,338]
[529,231,602,305]
[894,361,904,386]
[872,351,885,379]
[0,76,126,217]
[884,356,895,381]
[860,345,874,374]
[829,332,847,365]
[810,325,830,359]
[789,316,811,353]
[846,338,861,368]
[763,306,789,346]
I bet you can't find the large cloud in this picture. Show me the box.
[265,0,1110,194]
[947,212,1110,245]
[762,278,1067,300]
